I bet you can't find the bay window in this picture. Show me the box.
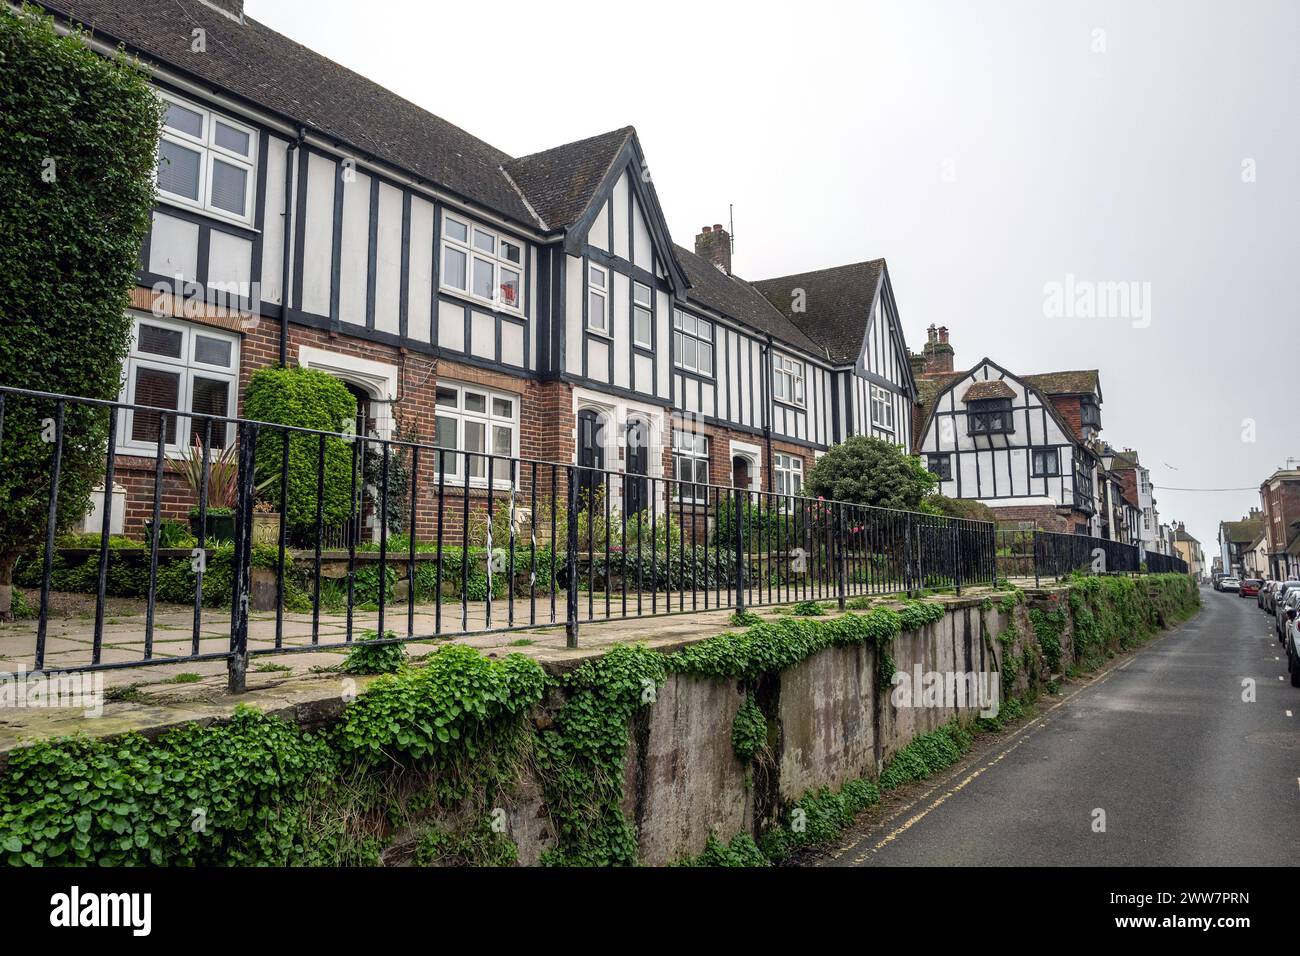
[432,382,519,484]
[120,316,239,454]
[441,215,523,312]
[155,92,257,225]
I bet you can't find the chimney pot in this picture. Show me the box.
[694,222,732,275]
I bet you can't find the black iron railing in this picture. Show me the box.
[0,385,1000,690]
[995,528,1188,584]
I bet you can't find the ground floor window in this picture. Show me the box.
[120,314,239,454]
[433,381,518,484]
[774,452,803,499]
[672,430,709,502]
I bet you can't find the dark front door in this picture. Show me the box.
[625,418,649,516]
[577,409,604,510]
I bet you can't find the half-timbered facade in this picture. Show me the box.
[45,0,919,535]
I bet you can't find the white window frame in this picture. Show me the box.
[774,452,804,499]
[432,381,520,488]
[632,282,653,349]
[439,214,524,314]
[155,91,257,226]
[672,309,713,376]
[870,384,895,432]
[119,314,240,456]
[671,429,710,503]
[587,263,609,334]
[773,354,805,407]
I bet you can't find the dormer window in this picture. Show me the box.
[1080,396,1101,429]
[968,398,1014,435]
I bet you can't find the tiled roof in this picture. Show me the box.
[1022,370,1101,396]
[1221,518,1264,545]
[673,245,824,356]
[750,261,884,365]
[962,380,1016,401]
[51,0,540,226]
[1174,528,1199,543]
[503,127,634,231]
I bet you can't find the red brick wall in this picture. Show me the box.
[1049,396,1083,442]
[988,503,1085,534]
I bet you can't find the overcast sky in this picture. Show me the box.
[251,0,1299,553]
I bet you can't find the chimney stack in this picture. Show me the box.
[921,323,955,374]
[695,223,732,275]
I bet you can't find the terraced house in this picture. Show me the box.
[47,0,920,536]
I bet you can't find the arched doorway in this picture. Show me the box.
[732,455,751,490]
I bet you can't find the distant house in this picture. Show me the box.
[910,328,1112,536]
[1173,523,1204,578]
[1219,511,1265,577]
[1258,468,1300,580]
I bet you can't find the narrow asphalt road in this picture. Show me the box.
[822,587,1300,866]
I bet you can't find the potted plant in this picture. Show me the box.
[170,436,272,543]
[251,498,281,547]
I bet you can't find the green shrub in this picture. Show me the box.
[243,367,357,537]
[804,436,936,510]
[0,7,164,619]
[340,629,407,675]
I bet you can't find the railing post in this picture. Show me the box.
[835,503,847,610]
[565,465,579,648]
[1033,530,1041,588]
[228,421,256,694]
[733,488,746,615]
[953,520,963,596]
[904,511,915,597]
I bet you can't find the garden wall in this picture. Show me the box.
[0,576,1200,867]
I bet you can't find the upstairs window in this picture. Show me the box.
[926,454,952,481]
[870,384,895,431]
[773,354,805,406]
[633,283,653,348]
[441,215,523,313]
[587,264,608,333]
[672,309,713,376]
[1031,448,1060,477]
[1080,396,1101,428]
[968,398,1014,435]
[156,93,257,225]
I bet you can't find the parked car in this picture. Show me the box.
[1285,593,1300,688]
[1275,581,1300,642]
[1220,577,1240,592]
[1240,578,1262,598]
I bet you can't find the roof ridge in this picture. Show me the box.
[506,126,635,166]
[753,258,885,286]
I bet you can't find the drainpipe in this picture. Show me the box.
[278,128,305,366]
[762,334,774,493]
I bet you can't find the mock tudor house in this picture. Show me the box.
[1218,511,1264,578]
[44,0,919,536]
[909,327,1121,537]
